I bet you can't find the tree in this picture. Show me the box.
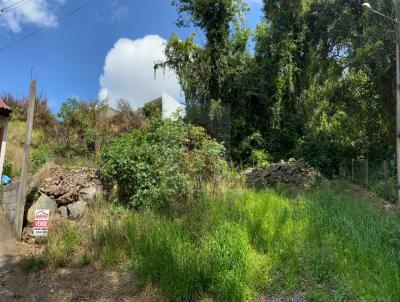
[158,0,269,159]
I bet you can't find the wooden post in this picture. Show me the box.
[395,0,400,202]
[366,159,369,189]
[15,80,36,239]
[352,158,355,183]
[384,160,389,199]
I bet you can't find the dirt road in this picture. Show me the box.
[0,209,20,301]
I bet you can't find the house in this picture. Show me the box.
[144,92,185,119]
[0,99,11,179]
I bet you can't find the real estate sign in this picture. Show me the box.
[33,209,49,237]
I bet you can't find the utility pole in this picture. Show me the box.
[362,2,400,202]
[396,0,400,202]
[15,80,36,239]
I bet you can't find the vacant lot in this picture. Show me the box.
[23,183,400,302]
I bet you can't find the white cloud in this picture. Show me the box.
[0,0,64,33]
[99,35,182,109]
[110,5,128,22]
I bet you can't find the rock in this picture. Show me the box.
[57,206,68,218]
[27,194,57,223]
[58,188,80,206]
[79,187,97,207]
[38,165,101,205]
[67,201,88,219]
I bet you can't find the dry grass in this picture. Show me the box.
[5,143,23,175]
[27,160,57,192]
[4,121,51,177]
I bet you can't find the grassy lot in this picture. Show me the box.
[27,183,400,301]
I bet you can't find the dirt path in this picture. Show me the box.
[0,209,18,263]
[0,209,21,301]
[0,210,162,301]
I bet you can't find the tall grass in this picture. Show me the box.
[34,184,400,301]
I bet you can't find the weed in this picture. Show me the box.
[22,256,46,273]
[29,183,400,301]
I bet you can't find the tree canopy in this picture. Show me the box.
[159,0,397,175]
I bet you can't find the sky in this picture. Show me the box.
[0,0,264,113]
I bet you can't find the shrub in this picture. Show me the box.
[31,147,49,171]
[3,157,13,176]
[99,118,226,210]
[249,149,272,168]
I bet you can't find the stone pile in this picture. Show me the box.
[27,166,101,223]
[245,158,322,189]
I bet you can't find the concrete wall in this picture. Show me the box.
[1,181,20,237]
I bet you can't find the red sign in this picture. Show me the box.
[33,209,49,237]
[33,220,48,228]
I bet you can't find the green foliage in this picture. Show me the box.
[142,101,162,119]
[31,184,400,301]
[99,118,226,210]
[371,178,397,202]
[2,157,13,176]
[157,0,263,159]
[52,98,145,160]
[236,131,272,167]
[249,149,271,168]
[127,213,256,301]
[80,252,94,267]
[43,223,82,267]
[22,256,46,273]
[31,146,49,171]
[161,0,398,173]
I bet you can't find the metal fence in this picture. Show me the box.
[339,157,397,202]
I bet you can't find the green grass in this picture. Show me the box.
[33,184,400,301]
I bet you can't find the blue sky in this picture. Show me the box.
[0,0,263,113]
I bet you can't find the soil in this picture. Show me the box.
[245,159,324,190]
[0,210,163,302]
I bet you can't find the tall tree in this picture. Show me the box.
[158,0,258,156]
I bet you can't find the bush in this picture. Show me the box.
[99,118,226,210]
[31,147,49,171]
[249,149,272,168]
[3,157,13,176]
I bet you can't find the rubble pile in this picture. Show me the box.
[39,166,100,206]
[245,158,323,189]
[27,165,101,223]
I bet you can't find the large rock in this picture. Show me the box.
[79,187,97,207]
[57,188,80,206]
[57,206,68,218]
[67,201,88,219]
[27,194,57,223]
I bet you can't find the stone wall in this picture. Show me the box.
[1,181,20,237]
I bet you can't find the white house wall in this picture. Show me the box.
[161,92,185,119]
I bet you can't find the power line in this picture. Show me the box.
[0,0,28,13]
[2,0,34,13]
[0,0,17,9]
[0,0,98,53]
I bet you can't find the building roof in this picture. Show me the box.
[0,99,11,117]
